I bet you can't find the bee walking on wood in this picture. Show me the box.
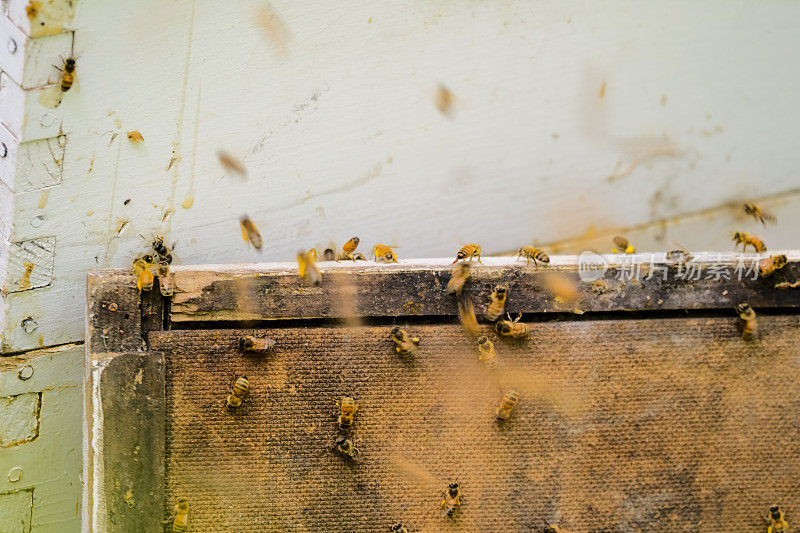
[334,436,361,462]
[156,263,175,297]
[736,303,757,341]
[391,327,420,356]
[516,246,549,266]
[612,236,635,254]
[372,244,399,263]
[485,285,508,322]
[227,376,249,408]
[765,506,789,533]
[441,482,462,517]
[390,523,408,533]
[297,250,322,286]
[452,243,482,264]
[447,263,471,295]
[476,336,498,370]
[132,255,156,292]
[759,254,787,277]
[238,335,276,355]
[732,231,766,253]
[58,57,76,92]
[337,396,358,430]
[495,312,529,339]
[496,390,519,420]
[152,236,174,264]
[337,237,365,261]
[744,203,777,225]
[163,497,189,533]
[240,216,263,250]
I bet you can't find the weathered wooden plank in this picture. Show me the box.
[86,271,144,355]
[148,317,800,532]
[166,254,800,322]
[14,135,66,193]
[5,237,56,292]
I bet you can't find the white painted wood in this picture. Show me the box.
[6,0,78,38]
[21,31,72,89]
[13,135,64,192]
[0,71,25,138]
[0,15,27,85]
[5,236,56,292]
[1,0,800,352]
[0,123,18,190]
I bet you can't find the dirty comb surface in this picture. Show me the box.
[149,316,800,532]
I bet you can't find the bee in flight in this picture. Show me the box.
[458,297,480,338]
[476,336,498,370]
[447,263,471,295]
[217,150,248,177]
[337,237,366,261]
[152,235,174,264]
[372,244,399,263]
[543,272,579,303]
[485,285,508,321]
[452,243,482,264]
[736,303,757,341]
[744,203,776,225]
[334,436,361,462]
[441,482,462,517]
[226,376,249,408]
[612,236,635,254]
[240,216,263,250]
[162,497,189,533]
[665,242,693,267]
[516,246,550,266]
[759,254,787,277]
[297,250,322,286]
[337,396,358,430]
[238,335,276,355]
[765,506,789,533]
[495,312,529,339]
[390,327,420,356]
[496,389,519,420]
[732,231,766,252]
[390,523,408,533]
[306,248,318,262]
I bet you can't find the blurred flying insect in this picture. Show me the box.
[162,497,189,533]
[132,255,156,292]
[665,242,694,267]
[458,297,480,338]
[476,336,498,370]
[543,272,579,303]
[322,246,336,261]
[372,244,399,263]
[744,203,777,225]
[337,396,358,431]
[495,312,529,339]
[496,389,519,420]
[151,235,174,264]
[612,236,635,254]
[238,335,276,355]
[390,524,408,533]
[516,246,550,267]
[453,243,482,264]
[240,215,263,250]
[485,285,508,322]
[306,248,319,262]
[736,303,757,341]
[759,254,788,277]
[447,263,471,295]
[217,150,248,177]
[766,506,789,533]
[227,376,250,408]
[391,327,420,357]
[334,436,361,462]
[297,250,322,286]
[440,482,462,517]
[434,84,456,115]
[732,231,766,253]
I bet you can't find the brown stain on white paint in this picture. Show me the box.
[37,189,50,208]
[19,261,35,291]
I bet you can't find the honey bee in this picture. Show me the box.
[543,525,570,533]
[612,236,635,254]
[665,242,693,267]
[337,237,361,261]
[59,57,76,92]
[744,203,777,225]
[323,247,336,261]
[496,389,519,420]
[447,263,471,295]
[162,497,189,533]
[297,250,322,286]
[306,248,318,262]
[372,244,398,263]
[452,244,482,264]
[217,150,248,177]
[132,255,155,292]
[458,297,480,338]
[543,272,579,303]
[390,327,420,356]
[440,482,462,516]
[516,246,550,266]
[337,396,358,430]
[240,215,263,250]
[334,436,361,462]
[495,312,529,339]
[732,231,766,253]
[759,254,788,277]
[736,303,757,341]
[156,263,175,297]
[126,130,144,143]
[238,335,276,355]
[390,523,408,533]
[485,285,508,321]
[767,506,789,533]
[151,235,174,265]
[227,376,249,408]
[476,336,498,370]
[775,280,800,290]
